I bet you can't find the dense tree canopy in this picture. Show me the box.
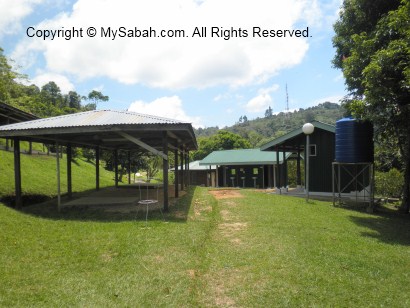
[0,46,110,118]
[333,0,410,211]
[192,130,251,161]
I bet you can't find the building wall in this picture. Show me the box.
[216,164,282,188]
[307,129,335,192]
[176,170,215,187]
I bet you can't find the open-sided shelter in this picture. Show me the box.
[0,109,197,210]
[199,149,291,188]
[260,121,335,193]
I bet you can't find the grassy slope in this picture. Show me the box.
[0,146,115,199]
[1,184,410,306]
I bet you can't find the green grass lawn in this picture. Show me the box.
[1,183,410,307]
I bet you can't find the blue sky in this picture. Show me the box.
[0,0,345,128]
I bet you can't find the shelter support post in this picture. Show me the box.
[163,131,169,212]
[56,142,61,212]
[174,147,179,198]
[127,151,131,185]
[180,150,184,189]
[13,137,22,209]
[114,149,118,188]
[185,153,189,187]
[67,143,72,199]
[95,146,100,191]
[187,151,190,186]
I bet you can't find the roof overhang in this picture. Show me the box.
[260,121,335,152]
[0,110,197,152]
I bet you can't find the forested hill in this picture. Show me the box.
[194,102,345,148]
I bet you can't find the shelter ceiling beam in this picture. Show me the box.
[117,131,167,160]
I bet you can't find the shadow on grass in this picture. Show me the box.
[0,187,195,223]
[349,206,410,246]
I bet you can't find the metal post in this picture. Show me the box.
[67,143,72,199]
[162,131,169,212]
[306,134,310,202]
[302,123,314,202]
[338,163,341,202]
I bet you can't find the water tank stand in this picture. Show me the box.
[332,162,375,212]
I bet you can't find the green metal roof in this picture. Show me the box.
[199,149,289,166]
[260,120,335,151]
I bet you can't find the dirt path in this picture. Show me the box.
[205,190,249,307]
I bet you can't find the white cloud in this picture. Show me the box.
[128,96,203,128]
[245,83,279,113]
[245,93,272,113]
[0,0,45,37]
[12,0,319,90]
[30,72,75,93]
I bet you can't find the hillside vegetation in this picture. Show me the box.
[195,102,344,147]
[0,141,116,205]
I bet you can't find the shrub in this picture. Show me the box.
[375,168,403,199]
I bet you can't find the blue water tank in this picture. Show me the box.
[335,118,374,163]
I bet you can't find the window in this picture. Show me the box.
[310,144,317,156]
[253,168,258,175]
[231,169,236,175]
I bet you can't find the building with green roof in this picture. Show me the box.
[200,149,291,188]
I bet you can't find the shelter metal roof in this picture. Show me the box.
[199,149,290,166]
[260,120,335,152]
[0,109,197,151]
[0,109,181,131]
